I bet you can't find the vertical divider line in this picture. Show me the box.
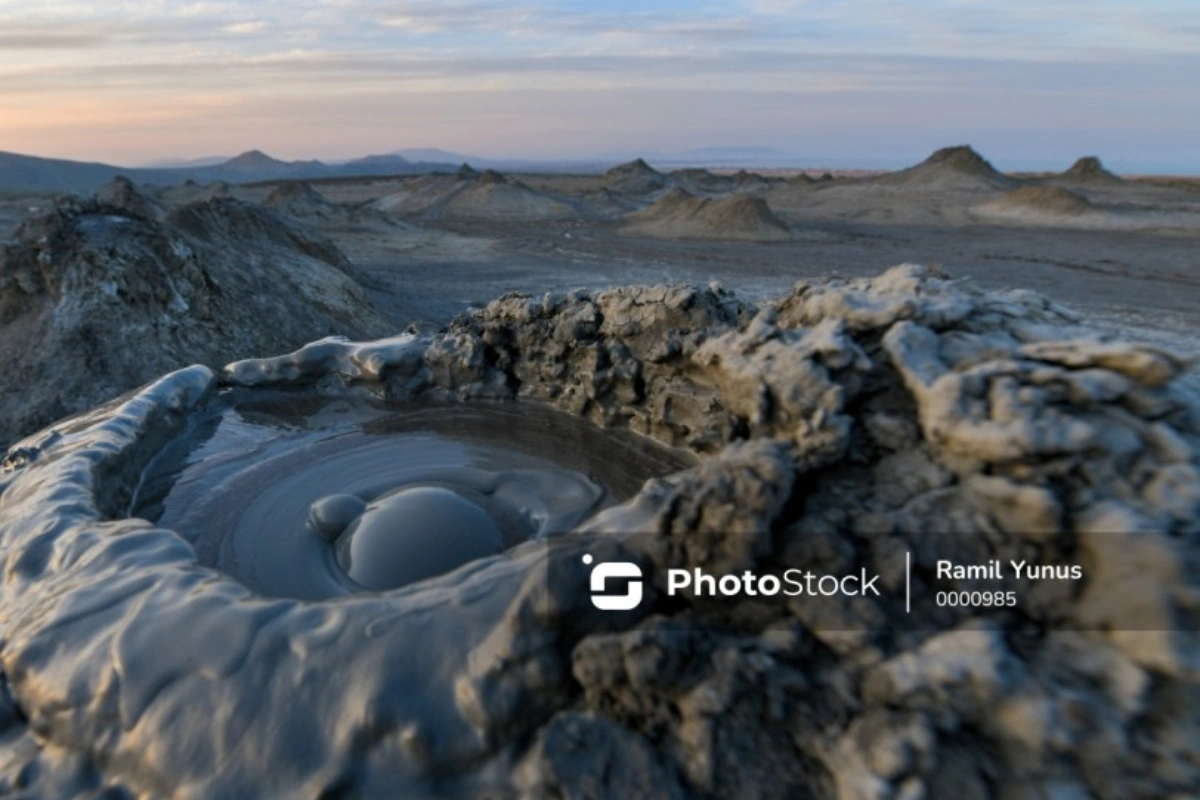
[906,550,911,614]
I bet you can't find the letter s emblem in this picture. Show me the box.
[589,562,643,611]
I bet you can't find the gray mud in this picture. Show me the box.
[0,190,391,448]
[136,395,691,600]
[0,266,1197,798]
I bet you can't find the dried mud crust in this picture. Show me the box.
[1,265,1198,798]
[232,264,1200,797]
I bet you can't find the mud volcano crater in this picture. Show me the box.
[1,266,1197,798]
[131,391,692,599]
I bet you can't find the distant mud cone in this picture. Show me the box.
[604,158,668,196]
[432,172,575,221]
[924,145,997,172]
[263,181,333,218]
[623,188,791,241]
[878,145,1015,190]
[1061,156,1123,186]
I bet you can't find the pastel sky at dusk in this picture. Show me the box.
[1,1,1197,172]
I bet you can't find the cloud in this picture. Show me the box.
[366,1,535,34]
[0,33,105,49]
[223,21,270,36]
[4,42,1193,99]
[2,1,1195,66]
[0,0,1194,169]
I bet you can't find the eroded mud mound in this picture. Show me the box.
[1060,156,1123,186]
[877,145,1017,191]
[1,266,1196,798]
[0,196,389,446]
[374,171,575,221]
[94,175,166,220]
[668,168,736,195]
[263,180,336,218]
[605,158,669,197]
[263,180,408,229]
[373,173,466,215]
[436,171,576,221]
[623,189,792,241]
[731,169,774,192]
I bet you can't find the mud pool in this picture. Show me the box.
[134,395,691,599]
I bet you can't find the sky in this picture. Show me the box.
[1,0,1197,172]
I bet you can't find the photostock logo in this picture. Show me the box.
[583,554,643,611]
[581,552,884,614]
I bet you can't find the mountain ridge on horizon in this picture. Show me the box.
[0,147,644,194]
[0,148,464,194]
[2,145,1192,196]
[0,146,896,194]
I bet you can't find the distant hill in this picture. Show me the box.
[389,148,478,164]
[140,155,231,168]
[0,151,127,194]
[0,149,461,194]
[653,146,796,167]
[388,148,614,174]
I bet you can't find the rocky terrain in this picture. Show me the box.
[0,180,391,446]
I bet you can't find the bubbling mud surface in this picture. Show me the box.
[134,395,689,599]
